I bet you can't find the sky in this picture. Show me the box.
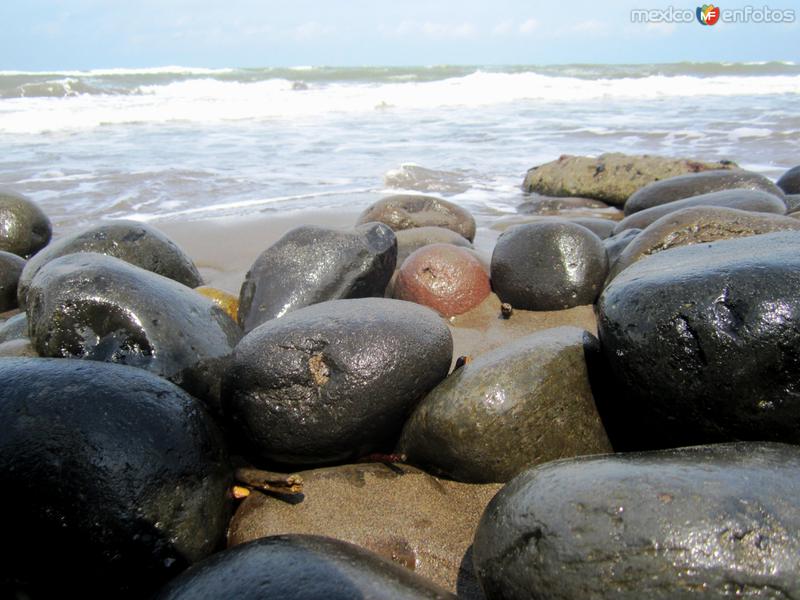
[2,0,798,70]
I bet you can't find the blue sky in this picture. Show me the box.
[2,0,798,70]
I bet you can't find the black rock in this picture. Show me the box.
[491,221,608,310]
[238,223,396,333]
[603,228,641,267]
[26,253,241,410]
[357,194,477,242]
[597,231,800,447]
[0,251,25,311]
[0,189,52,258]
[564,217,616,239]
[156,534,455,600]
[0,312,27,344]
[624,169,784,215]
[777,165,800,194]
[17,219,202,308]
[0,358,231,599]
[473,442,800,599]
[614,188,787,233]
[223,298,452,466]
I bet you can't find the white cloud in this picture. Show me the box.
[519,18,540,34]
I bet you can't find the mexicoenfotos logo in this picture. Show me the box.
[631,5,796,24]
[697,4,721,25]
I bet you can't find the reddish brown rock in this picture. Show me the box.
[393,244,490,317]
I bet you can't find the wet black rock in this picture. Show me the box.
[491,221,608,310]
[0,189,52,258]
[17,219,202,308]
[614,188,787,233]
[238,223,396,333]
[564,217,616,239]
[597,231,800,447]
[394,226,473,268]
[473,442,800,600]
[0,358,231,599]
[0,312,27,344]
[357,194,477,242]
[624,169,784,215]
[398,327,611,483]
[0,251,24,310]
[223,298,452,466]
[156,534,455,600]
[26,253,241,410]
[603,228,641,268]
[777,165,800,194]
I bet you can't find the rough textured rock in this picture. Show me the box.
[228,463,500,598]
[195,285,239,322]
[597,231,800,448]
[357,195,477,242]
[237,223,396,333]
[223,298,452,466]
[0,189,52,258]
[522,153,736,207]
[777,164,800,194]
[26,253,241,410]
[0,312,27,343]
[517,196,610,214]
[607,206,800,282]
[491,221,608,310]
[0,358,231,599]
[157,535,455,600]
[624,169,784,215]
[0,251,24,311]
[393,244,490,317]
[473,442,800,600]
[399,327,611,483]
[613,188,787,233]
[603,228,641,267]
[394,226,473,268]
[17,219,202,308]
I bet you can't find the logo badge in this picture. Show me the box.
[697,4,721,25]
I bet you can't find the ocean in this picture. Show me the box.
[1,62,798,234]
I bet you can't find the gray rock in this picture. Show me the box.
[223,298,452,466]
[613,188,786,233]
[784,193,800,213]
[522,153,736,206]
[394,226,472,268]
[17,219,202,308]
[0,358,231,598]
[357,195,477,242]
[777,165,800,194]
[399,327,611,483]
[491,221,608,310]
[156,535,456,600]
[473,442,800,600]
[603,228,641,267]
[597,231,800,447]
[517,196,610,214]
[0,189,52,258]
[624,169,784,215]
[238,223,396,333]
[565,217,617,239]
[26,253,241,411]
[0,251,24,311]
[0,312,27,343]
[0,337,37,357]
[607,206,800,283]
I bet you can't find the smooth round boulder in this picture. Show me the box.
[17,219,203,308]
[398,327,611,483]
[0,251,24,311]
[624,169,784,215]
[597,231,800,447]
[0,337,37,356]
[26,253,241,410]
[357,195,476,242]
[0,358,231,598]
[473,442,800,600]
[784,193,800,213]
[195,285,239,322]
[607,206,800,282]
[394,226,473,267]
[564,217,617,239]
[777,165,800,194]
[156,535,455,600]
[0,312,27,344]
[393,244,490,317]
[491,221,608,311]
[0,189,52,258]
[223,298,452,466]
[603,228,641,267]
[614,188,787,233]
[237,223,396,333]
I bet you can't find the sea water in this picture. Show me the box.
[0,63,798,232]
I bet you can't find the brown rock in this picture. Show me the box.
[195,286,240,322]
[393,244,490,317]
[608,206,800,282]
[357,195,477,242]
[517,196,610,214]
[394,226,473,268]
[227,462,501,599]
